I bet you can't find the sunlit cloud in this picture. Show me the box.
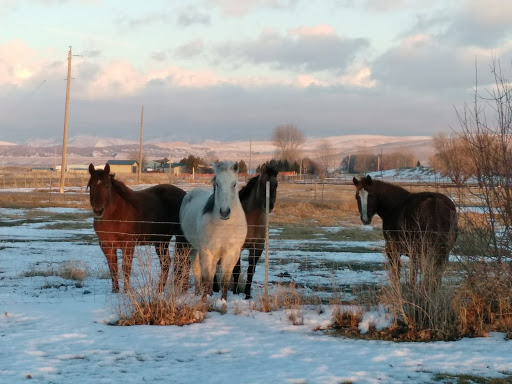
[0,40,41,86]
[210,0,299,16]
[288,24,336,37]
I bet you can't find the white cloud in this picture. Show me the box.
[210,0,298,16]
[85,60,146,98]
[288,24,337,37]
[338,66,376,88]
[216,27,369,72]
[0,40,40,86]
[465,0,512,24]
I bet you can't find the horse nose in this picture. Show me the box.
[219,207,231,220]
[93,208,105,218]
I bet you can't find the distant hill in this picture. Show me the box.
[0,134,435,168]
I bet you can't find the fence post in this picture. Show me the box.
[264,180,270,298]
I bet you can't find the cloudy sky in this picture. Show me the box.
[1,0,511,144]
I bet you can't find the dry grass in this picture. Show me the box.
[453,262,512,338]
[23,260,88,282]
[112,246,208,326]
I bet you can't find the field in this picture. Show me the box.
[1,180,512,383]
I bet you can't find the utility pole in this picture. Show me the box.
[248,136,252,177]
[59,46,73,194]
[138,105,144,182]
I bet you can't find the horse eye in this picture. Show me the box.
[232,182,236,188]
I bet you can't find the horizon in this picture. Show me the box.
[1,1,511,143]
[0,133,434,147]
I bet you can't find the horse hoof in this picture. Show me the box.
[244,295,252,300]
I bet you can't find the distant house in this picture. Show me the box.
[106,160,138,173]
[147,158,171,173]
[67,164,89,173]
[54,164,89,173]
[170,162,186,176]
[31,167,55,172]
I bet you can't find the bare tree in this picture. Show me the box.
[128,150,148,171]
[354,150,378,174]
[272,124,305,163]
[316,141,337,174]
[383,149,417,170]
[431,133,475,185]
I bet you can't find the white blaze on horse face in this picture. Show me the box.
[215,169,238,220]
[358,188,369,223]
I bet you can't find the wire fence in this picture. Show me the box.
[0,177,509,305]
[1,206,500,307]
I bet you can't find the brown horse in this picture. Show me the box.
[213,161,279,299]
[353,175,458,287]
[88,163,188,293]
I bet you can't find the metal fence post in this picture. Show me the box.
[264,180,270,298]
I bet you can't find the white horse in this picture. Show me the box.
[179,161,247,300]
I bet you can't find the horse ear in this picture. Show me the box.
[352,177,359,186]
[366,175,372,185]
[233,162,239,173]
[89,163,95,174]
[261,163,266,174]
[105,163,110,174]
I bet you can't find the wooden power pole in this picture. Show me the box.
[59,46,73,194]
[138,105,144,182]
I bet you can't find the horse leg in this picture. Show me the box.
[174,237,191,293]
[122,243,134,293]
[212,261,220,293]
[409,256,417,286]
[199,249,215,297]
[220,250,240,301]
[155,241,171,293]
[231,256,242,295]
[101,244,119,293]
[189,250,201,295]
[386,242,400,287]
[244,247,263,300]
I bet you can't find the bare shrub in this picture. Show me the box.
[379,228,459,341]
[432,58,512,337]
[113,245,207,326]
[453,259,512,337]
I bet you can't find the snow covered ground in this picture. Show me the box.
[1,206,512,384]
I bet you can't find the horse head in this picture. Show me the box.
[353,174,376,225]
[259,161,279,212]
[88,163,112,219]
[212,161,239,220]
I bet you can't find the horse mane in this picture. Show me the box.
[265,161,279,177]
[372,179,410,198]
[202,178,216,215]
[110,175,139,208]
[239,174,259,202]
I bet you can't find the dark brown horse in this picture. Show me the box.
[353,175,458,287]
[88,163,188,293]
[213,161,279,299]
